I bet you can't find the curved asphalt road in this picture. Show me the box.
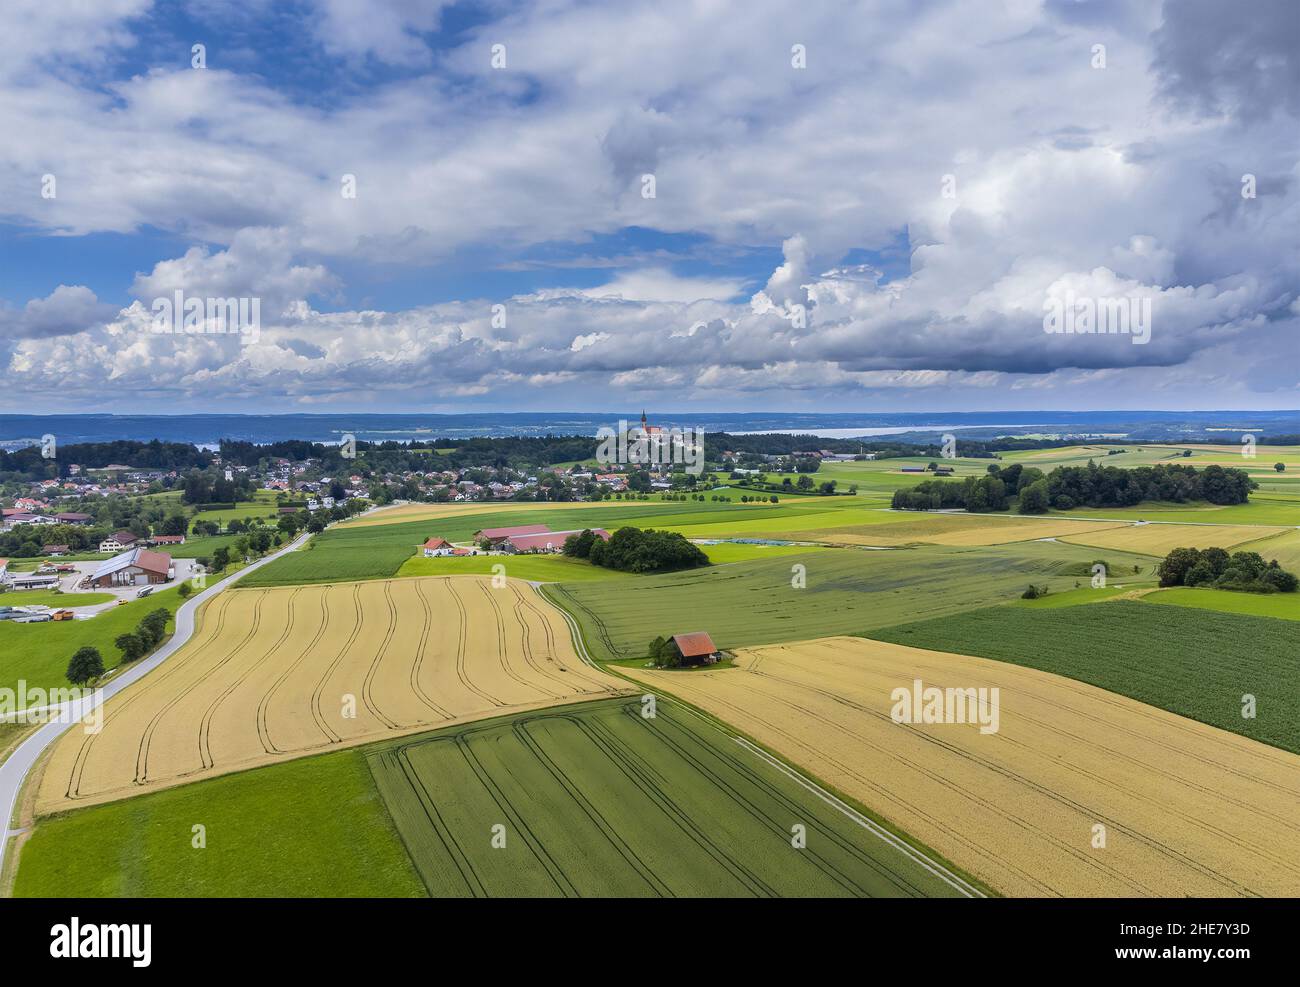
[0,532,310,873]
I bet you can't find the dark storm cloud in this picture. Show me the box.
[1153,0,1300,119]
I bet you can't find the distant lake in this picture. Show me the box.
[0,410,1295,449]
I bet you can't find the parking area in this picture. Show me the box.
[0,558,204,619]
[62,558,202,600]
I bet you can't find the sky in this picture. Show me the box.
[0,0,1296,414]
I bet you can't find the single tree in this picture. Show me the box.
[67,646,105,686]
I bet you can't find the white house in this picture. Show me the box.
[421,537,454,557]
[98,531,140,553]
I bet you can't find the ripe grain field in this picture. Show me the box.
[623,637,1300,897]
[36,576,630,813]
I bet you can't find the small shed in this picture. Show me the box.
[672,631,721,665]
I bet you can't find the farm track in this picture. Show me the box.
[36,575,631,813]
[624,636,1300,897]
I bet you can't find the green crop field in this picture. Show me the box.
[1058,499,1300,526]
[395,553,634,582]
[243,499,867,586]
[165,534,238,559]
[871,600,1300,753]
[242,503,708,585]
[189,489,285,526]
[1143,587,1300,622]
[1010,584,1143,608]
[546,541,1151,661]
[367,697,971,898]
[695,541,833,564]
[12,750,424,897]
[0,585,182,696]
[393,541,824,581]
[0,590,114,608]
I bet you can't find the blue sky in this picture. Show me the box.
[0,0,1296,412]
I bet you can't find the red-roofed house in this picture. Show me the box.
[89,549,173,588]
[502,528,610,555]
[421,537,453,557]
[473,524,550,547]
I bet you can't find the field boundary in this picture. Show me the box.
[542,583,992,897]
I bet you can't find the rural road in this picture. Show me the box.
[0,532,310,875]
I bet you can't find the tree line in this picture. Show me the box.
[0,440,213,482]
[892,462,1254,513]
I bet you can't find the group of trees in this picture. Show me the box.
[65,605,172,685]
[0,440,212,483]
[891,462,1254,514]
[1157,547,1298,594]
[1040,462,1253,509]
[735,474,840,497]
[891,471,1020,512]
[114,607,172,662]
[179,470,252,505]
[0,504,196,559]
[563,526,710,573]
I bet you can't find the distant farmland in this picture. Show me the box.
[367,698,974,898]
[246,500,837,586]
[547,542,1154,662]
[871,600,1300,753]
[1058,522,1286,557]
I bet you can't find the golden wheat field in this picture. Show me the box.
[624,636,1300,897]
[1243,528,1300,571]
[37,576,629,813]
[1058,522,1285,556]
[805,513,1129,547]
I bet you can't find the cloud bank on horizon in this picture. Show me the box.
[0,0,1296,412]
